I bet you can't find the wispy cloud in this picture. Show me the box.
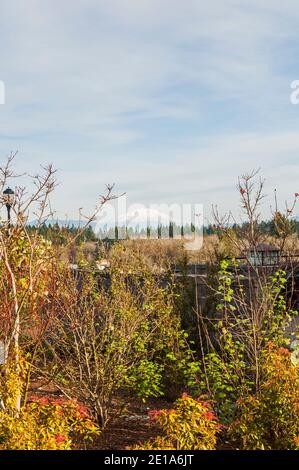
[0,1,299,220]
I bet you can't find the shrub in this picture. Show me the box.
[0,358,100,450]
[45,245,199,426]
[134,393,221,450]
[199,261,298,423]
[0,396,100,450]
[228,345,299,450]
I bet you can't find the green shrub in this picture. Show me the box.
[134,393,221,450]
[0,358,100,450]
[0,397,100,450]
[228,345,299,450]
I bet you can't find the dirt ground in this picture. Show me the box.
[93,399,166,450]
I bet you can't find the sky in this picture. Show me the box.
[1,0,299,224]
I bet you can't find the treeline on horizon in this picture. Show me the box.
[25,215,299,244]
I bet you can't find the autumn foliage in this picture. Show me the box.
[0,357,100,450]
[134,394,221,450]
[228,345,299,450]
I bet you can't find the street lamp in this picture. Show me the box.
[3,187,15,227]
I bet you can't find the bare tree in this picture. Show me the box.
[0,154,117,413]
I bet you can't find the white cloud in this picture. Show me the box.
[1,1,299,219]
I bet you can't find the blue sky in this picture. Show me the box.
[1,0,299,222]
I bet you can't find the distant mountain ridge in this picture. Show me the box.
[29,219,97,228]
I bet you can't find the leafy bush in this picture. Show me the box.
[199,260,298,423]
[0,358,100,450]
[134,393,221,450]
[228,345,299,450]
[0,396,100,450]
[45,245,199,426]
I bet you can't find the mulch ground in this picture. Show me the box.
[93,398,169,450]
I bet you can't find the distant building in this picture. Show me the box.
[247,243,280,266]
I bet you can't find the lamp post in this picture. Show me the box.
[3,187,15,228]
